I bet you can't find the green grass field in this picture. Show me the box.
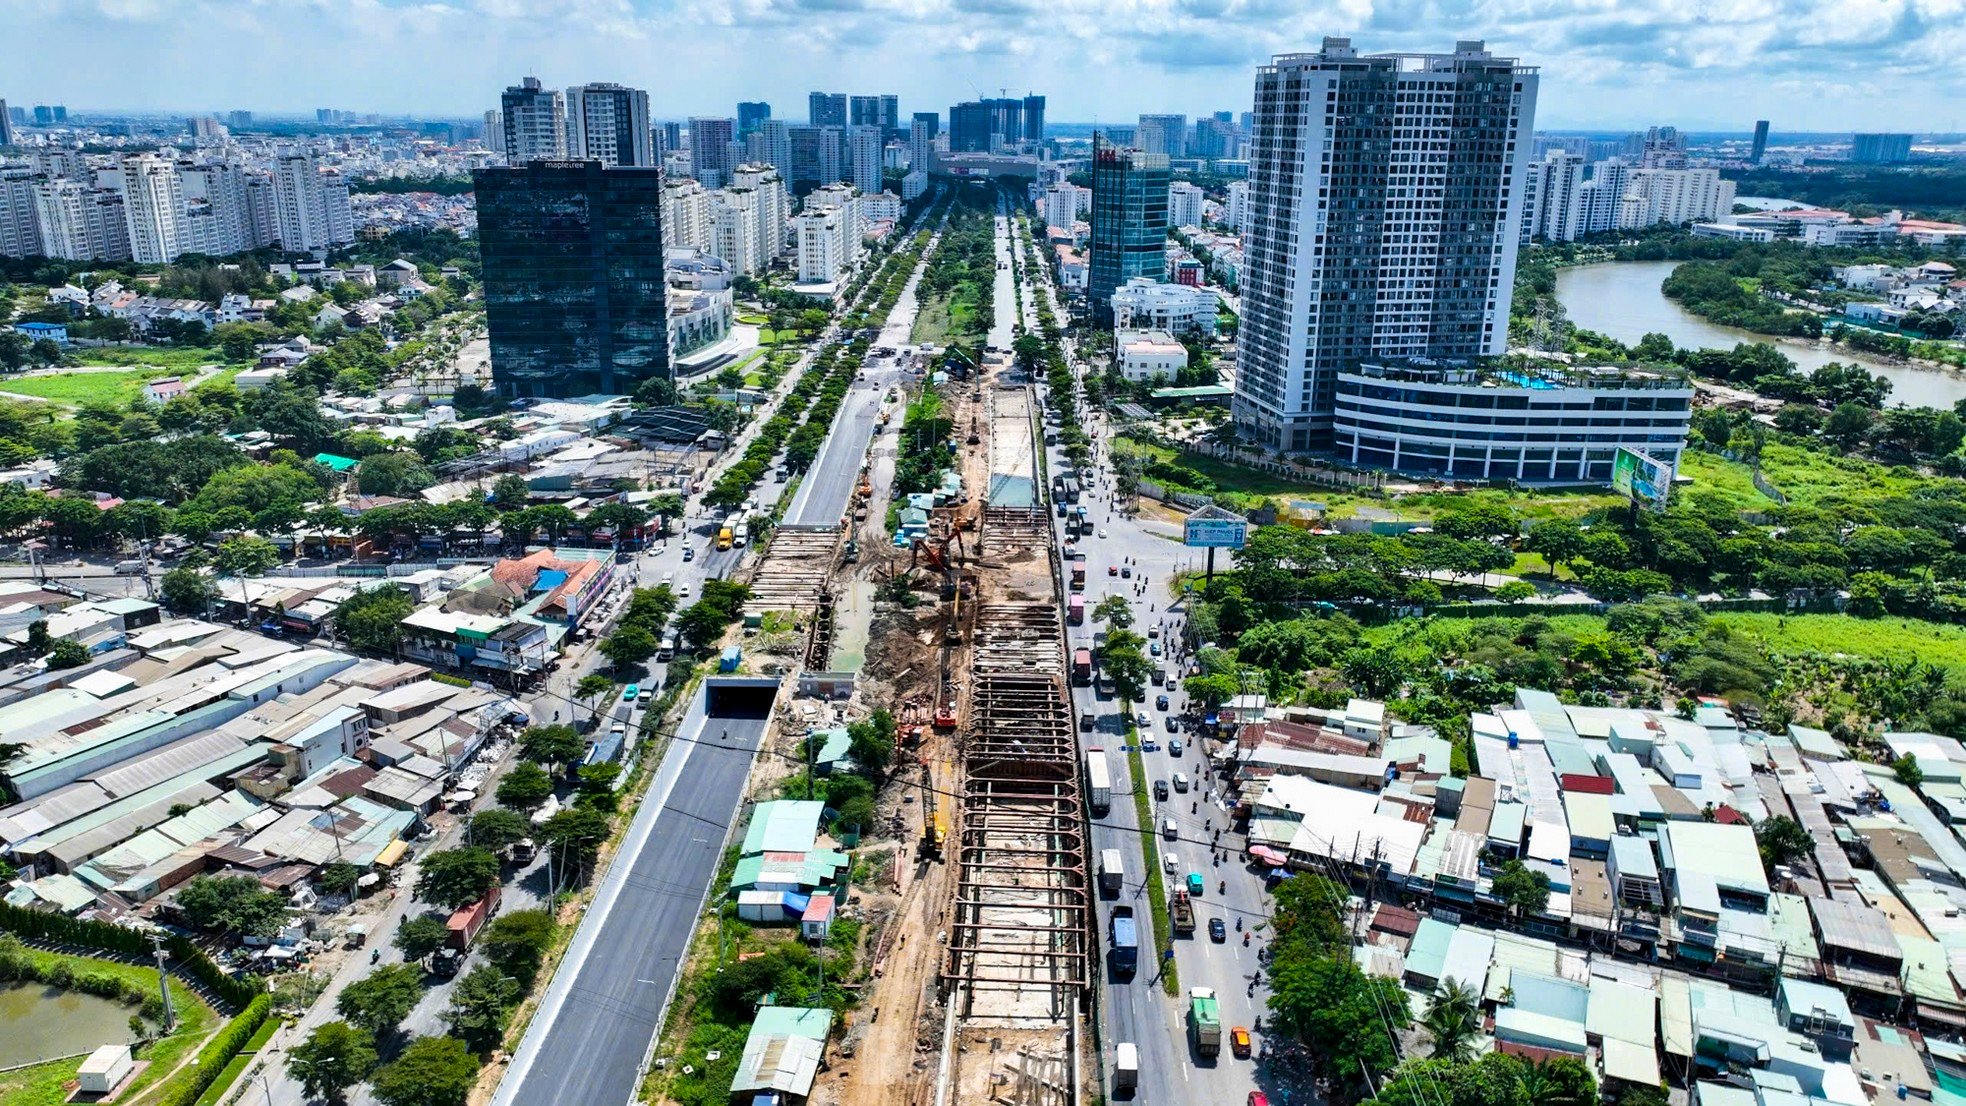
[67,346,221,372]
[0,950,219,1106]
[1678,444,1943,512]
[735,314,769,325]
[0,369,175,408]
[1711,612,1966,669]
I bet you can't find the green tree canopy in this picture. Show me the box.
[369,1034,480,1106]
[335,963,425,1037]
[413,846,501,910]
[290,1020,378,1105]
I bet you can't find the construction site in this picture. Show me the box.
[690,202,1087,1106]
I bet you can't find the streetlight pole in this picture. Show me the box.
[148,933,175,1032]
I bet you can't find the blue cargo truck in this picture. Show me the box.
[1108,906,1139,976]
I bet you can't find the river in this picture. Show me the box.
[0,983,135,1067]
[1553,260,1966,410]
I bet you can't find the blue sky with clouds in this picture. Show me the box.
[6,0,1965,130]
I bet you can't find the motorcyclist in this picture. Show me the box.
[1236,917,1242,931]
[1219,879,1226,894]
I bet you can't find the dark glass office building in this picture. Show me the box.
[1087,135,1169,321]
[473,160,670,399]
[949,101,993,153]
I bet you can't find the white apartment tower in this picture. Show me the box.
[793,207,846,284]
[32,179,130,261]
[566,83,653,167]
[178,160,256,256]
[729,163,790,264]
[272,149,353,253]
[0,169,43,259]
[1233,39,1537,452]
[1523,151,1586,242]
[746,120,791,175]
[500,77,567,163]
[661,176,712,252]
[909,117,936,174]
[1617,168,1734,229]
[119,153,186,264]
[1167,181,1205,229]
[848,125,884,197]
[1041,184,1086,230]
[1226,180,1249,232]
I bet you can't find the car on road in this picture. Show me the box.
[1170,738,1184,755]
[1147,625,1159,638]
[622,684,639,700]
[1166,716,1181,733]
[682,546,696,562]
[1164,852,1179,873]
[1156,694,1170,711]
[1149,641,1162,657]
[1154,779,1169,800]
[1121,565,1132,578]
[677,582,693,597]
[1099,529,1108,538]
[1248,1094,1269,1106]
[1187,871,1204,896]
[1136,711,1151,728]
[639,688,654,702]
[1173,772,1189,792]
[1108,565,1118,576]
[1231,1026,1252,1059]
[1209,917,1226,942]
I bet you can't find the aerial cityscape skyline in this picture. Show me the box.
[7,4,1966,130]
[11,16,1966,1106]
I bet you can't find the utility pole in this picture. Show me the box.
[148,933,175,1031]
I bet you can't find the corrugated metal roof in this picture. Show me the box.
[1810,894,1901,961]
[1587,976,1658,1047]
[87,730,255,798]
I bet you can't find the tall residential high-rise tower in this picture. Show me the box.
[688,117,737,187]
[1087,135,1170,320]
[1137,114,1189,157]
[1750,120,1769,164]
[737,101,772,137]
[848,125,884,195]
[119,153,186,264]
[500,77,567,163]
[1232,38,1537,452]
[473,160,670,399]
[1022,95,1046,143]
[808,92,847,127]
[0,102,12,148]
[949,102,993,153]
[566,83,653,167]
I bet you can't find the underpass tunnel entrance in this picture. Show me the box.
[705,677,780,719]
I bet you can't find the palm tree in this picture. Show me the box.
[1423,977,1480,1062]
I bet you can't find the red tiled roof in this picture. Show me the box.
[1560,773,1615,795]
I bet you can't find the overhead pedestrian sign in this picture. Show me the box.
[1183,505,1247,550]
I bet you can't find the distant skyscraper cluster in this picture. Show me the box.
[0,140,352,262]
[1521,131,1735,243]
[947,94,1044,153]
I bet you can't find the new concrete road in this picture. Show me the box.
[1010,227,1287,1105]
[493,684,773,1106]
[780,219,943,531]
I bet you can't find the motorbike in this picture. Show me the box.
[1243,932,1250,947]
[1219,880,1226,894]
[1235,917,1242,932]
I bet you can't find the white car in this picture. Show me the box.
[1163,852,1179,873]
[677,582,693,597]
[1098,529,1108,538]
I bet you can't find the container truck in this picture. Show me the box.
[1072,649,1093,685]
[1070,562,1086,590]
[1169,887,1196,936]
[446,883,501,951]
[1108,906,1139,976]
[1114,1043,1139,1093]
[1086,749,1112,814]
[1099,847,1124,896]
[1189,988,1222,1058]
[1067,594,1085,625]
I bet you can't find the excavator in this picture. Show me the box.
[918,765,946,861]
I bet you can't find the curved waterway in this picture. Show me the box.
[1554,260,1966,410]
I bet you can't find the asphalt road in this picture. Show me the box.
[780,221,942,532]
[492,689,770,1106]
[1010,218,1289,1105]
